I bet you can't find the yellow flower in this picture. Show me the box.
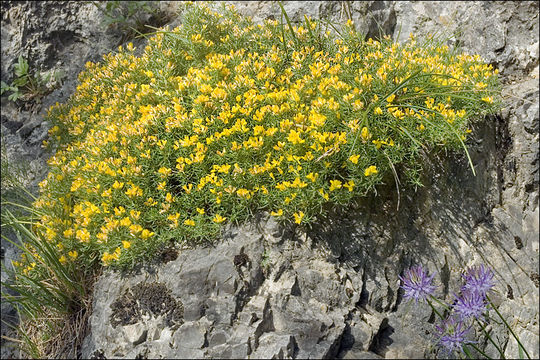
[329,180,342,191]
[293,211,305,224]
[122,240,131,249]
[112,181,124,189]
[374,107,383,115]
[213,214,226,223]
[157,181,167,191]
[130,210,141,220]
[97,232,108,242]
[475,82,487,90]
[141,229,155,239]
[129,224,143,234]
[360,127,370,141]
[158,167,172,177]
[270,209,283,217]
[364,165,378,176]
[120,217,132,227]
[287,129,305,144]
[237,188,252,198]
[167,213,180,225]
[343,180,355,191]
[184,219,195,226]
[101,188,112,198]
[481,96,493,103]
[76,228,90,243]
[70,178,83,192]
[349,154,360,164]
[144,197,157,206]
[306,172,319,182]
[125,184,143,197]
[59,255,67,264]
[284,193,297,204]
[101,252,112,265]
[318,188,329,200]
[196,207,205,214]
[68,250,78,259]
[183,183,193,194]
[291,177,307,188]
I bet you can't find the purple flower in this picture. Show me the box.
[453,290,487,321]
[399,265,437,304]
[461,264,495,297]
[435,316,474,355]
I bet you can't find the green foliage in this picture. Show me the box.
[1,190,91,358]
[1,209,88,316]
[1,142,88,359]
[1,141,21,190]
[33,2,502,271]
[93,1,170,40]
[1,55,63,103]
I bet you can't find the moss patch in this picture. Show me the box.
[110,282,183,328]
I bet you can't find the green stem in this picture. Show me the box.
[475,317,506,358]
[486,295,531,359]
[426,297,445,320]
[277,1,298,47]
[1,201,44,216]
[429,294,452,312]
[465,342,491,359]
[389,103,477,176]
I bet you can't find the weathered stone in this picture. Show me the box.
[171,322,207,350]
[169,346,206,359]
[123,323,148,346]
[250,333,297,359]
[207,329,230,347]
[341,350,383,359]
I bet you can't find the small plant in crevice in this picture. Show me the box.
[92,0,173,43]
[1,199,95,358]
[261,249,270,270]
[1,55,63,103]
[1,140,26,193]
[1,147,93,358]
[399,264,532,359]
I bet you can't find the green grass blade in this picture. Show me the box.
[278,1,298,46]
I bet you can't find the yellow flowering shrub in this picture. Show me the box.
[27,3,500,269]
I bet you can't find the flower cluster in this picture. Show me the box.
[434,316,473,355]
[398,265,437,303]
[17,3,499,271]
[400,264,497,356]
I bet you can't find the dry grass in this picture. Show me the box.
[2,269,100,359]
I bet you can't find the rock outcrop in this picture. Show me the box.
[1,1,538,359]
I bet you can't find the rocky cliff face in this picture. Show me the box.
[1,1,538,359]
